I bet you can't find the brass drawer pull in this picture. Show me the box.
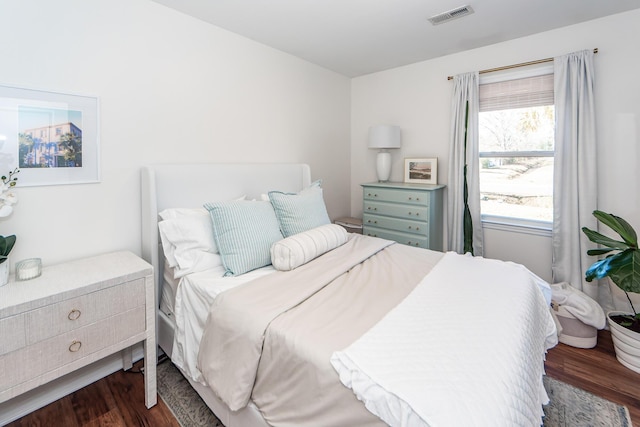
[68,309,81,321]
[69,340,82,352]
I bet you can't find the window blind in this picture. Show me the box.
[479,73,553,112]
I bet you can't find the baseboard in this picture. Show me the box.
[0,344,144,426]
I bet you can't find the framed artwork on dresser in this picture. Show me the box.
[404,157,437,184]
[0,84,100,186]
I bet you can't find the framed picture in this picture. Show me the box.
[404,158,437,184]
[0,84,100,186]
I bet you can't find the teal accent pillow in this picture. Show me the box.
[204,201,283,276]
[268,180,331,237]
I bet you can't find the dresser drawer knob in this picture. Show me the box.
[68,309,81,321]
[69,340,82,352]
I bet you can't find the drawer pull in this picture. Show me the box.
[367,220,377,224]
[408,197,420,201]
[69,340,82,352]
[367,207,377,211]
[408,226,420,230]
[68,309,81,321]
[367,193,378,197]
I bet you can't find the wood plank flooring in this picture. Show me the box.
[545,329,640,424]
[6,330,640,426]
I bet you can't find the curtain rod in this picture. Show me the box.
[446,48,598,81]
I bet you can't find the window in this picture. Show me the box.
[478,69,554,229]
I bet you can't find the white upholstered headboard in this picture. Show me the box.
[140,163,311,305]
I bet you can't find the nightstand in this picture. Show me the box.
[0,251,157,409]
[334,217,363,234]
[362,182,445,250]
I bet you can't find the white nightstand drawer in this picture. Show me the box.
[363,226,430,248]
[364,201,429,221]
[363,188,430,206]
[0,315,26,356]
[0,307,145,393]
[24,278,145,345]
[363,214,427,236]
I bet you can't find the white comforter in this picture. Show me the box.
[331,252,558,427]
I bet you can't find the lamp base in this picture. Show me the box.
[376,151,392,182]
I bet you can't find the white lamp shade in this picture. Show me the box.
[368,125,401,149]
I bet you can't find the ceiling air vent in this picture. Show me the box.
[428,5,474,25]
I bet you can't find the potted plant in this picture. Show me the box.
[582,210,640,372]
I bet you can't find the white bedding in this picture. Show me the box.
[331,252,558,427]
[171,264,276,382]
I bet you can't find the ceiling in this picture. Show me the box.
[152,0,640,77]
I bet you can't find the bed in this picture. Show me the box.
[141,163,558,427]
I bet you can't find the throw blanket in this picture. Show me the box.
[197,234,394,411]
[331,252,558,427]
[551,282,606,329]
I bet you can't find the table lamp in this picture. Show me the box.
[368,125,401,182]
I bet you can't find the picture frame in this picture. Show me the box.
[404,158,437,184]
[0,84,100,186]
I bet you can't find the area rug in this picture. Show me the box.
[157,360,632,426]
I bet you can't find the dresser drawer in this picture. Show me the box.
[363,226,429,248]
[24,278,145,345]
[0,315,26,356]
[363,213,427,236]
[0,306,145,393]
[364,200,429,221]
[363,187,430,207]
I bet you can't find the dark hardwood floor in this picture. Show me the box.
[545,329,640,424]
[5,361,179,427]
[6,330,640,426]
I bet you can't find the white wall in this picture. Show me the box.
[0,0,351,267]
[351,9,640,282]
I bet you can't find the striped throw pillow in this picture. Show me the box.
[204,200,283,276]
[271,224,348,271]
[268,180,331,237]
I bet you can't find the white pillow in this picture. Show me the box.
[158,208,222,278]
[270,224,348,271]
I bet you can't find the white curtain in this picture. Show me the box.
[552,49,599,300]
[447,72,483,255]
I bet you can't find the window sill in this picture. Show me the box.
[481,216,552,237]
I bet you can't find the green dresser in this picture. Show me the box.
[361,182,445,250]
